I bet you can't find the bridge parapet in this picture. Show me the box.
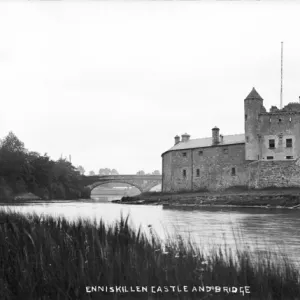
[97,175,162,180]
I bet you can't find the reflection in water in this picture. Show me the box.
[91,195,122,202]
[1,201,300,266]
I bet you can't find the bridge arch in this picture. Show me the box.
[88,180,143,193]
[81,174,162,194]
[142,181,161,192]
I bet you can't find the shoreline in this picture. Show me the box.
[162,203,300,210]
[117,189,300,210]
[115,201,300,210]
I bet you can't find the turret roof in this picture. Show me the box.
[245,87,263,101]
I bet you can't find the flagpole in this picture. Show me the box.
[280,41,283,109]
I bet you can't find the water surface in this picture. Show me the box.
[1,200,300,266]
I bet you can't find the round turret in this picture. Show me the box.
[244,87,264,160]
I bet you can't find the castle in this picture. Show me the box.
[161,88,300,192]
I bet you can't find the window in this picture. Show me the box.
[231,167,236,176]
[182,152,187,157]
[246,136,249,143]
[245,114,248,120]
[286,156,294,159]
[267,156,274,160]
[183,169,186,178]
[286,139,293,148]
[198,150,203,156]
[196,169,200,177]
[269,139,275,149]
[279,118,282,123]
[223,148,228,154]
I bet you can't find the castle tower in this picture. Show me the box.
[244,87,263,160]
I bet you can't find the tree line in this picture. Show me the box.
[0,132,90,201]
[78,168,161,176]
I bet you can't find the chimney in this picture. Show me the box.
[181,133,190,142]
[212,126,220,145]
[174,135,180,145]
[220,134,224,144]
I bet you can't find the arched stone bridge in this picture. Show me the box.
[80,175,162,193]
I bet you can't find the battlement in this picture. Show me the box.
[282,102,300,112]
[259,102,300,116]
[260,110,300,116]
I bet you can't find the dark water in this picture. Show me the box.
[1,200,300,266]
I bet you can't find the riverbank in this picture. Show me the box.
[119,187,300,209]
[0,192,90,203]
[0,211,299,299]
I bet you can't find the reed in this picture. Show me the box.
[0,210,299,300]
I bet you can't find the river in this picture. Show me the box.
[1,199,300,266]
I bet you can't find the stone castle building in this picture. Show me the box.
[161,88,300,191]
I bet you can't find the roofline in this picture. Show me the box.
[161,142,245,157]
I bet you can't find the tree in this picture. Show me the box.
[89,171,95,176]
[0,132,28,192]
[76,165,85,175]
[0,132,90,201]
[98,168,119,175]
[52,159,83,199]
[0,131,26,153]
[136,170,145,175]
[111,169,119,175]
[152,170,161,175]
[28,153,54,193]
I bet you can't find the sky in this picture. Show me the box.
[0,1,300,175]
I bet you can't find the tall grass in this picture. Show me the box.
[0,210,299,300]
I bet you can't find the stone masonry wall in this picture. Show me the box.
[162,143,249,192]
[258,112,300,160]
[162,151,172,192]
[248,159,300,188]
[192,144,248,190]
[162,146,300,192]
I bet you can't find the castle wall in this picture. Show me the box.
[258,113,300,160]
[248,160,300,188]
[171,150,193,191]
[192,144,248,190]
[162,150,193,192]
[162,143,248,192]
[162,151,172,192]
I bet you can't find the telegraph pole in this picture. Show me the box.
[280,41,283,109]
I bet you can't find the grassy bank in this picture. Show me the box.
[0,211,299,300]
[121,186,300,208]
